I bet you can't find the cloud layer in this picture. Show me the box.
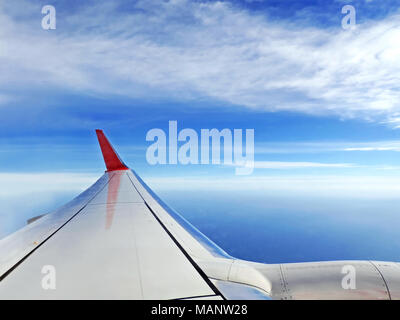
[146,174,400,198]
[0,172,98,239]
[1,0,400,124]
[0,172,98,197]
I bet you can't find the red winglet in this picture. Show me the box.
[96,130,129,172]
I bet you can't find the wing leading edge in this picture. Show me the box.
[1,131,400,300]
[0,131,223,299]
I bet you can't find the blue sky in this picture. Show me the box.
[1,0,400,262]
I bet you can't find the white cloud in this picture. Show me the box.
[344,147,400,151]
[145,174,400,198]
[251,161,356,169]
[253,140,400,154]
[229,160,400,170]
[0,172,99,239]
[226,160,356,169]
[1,0,400,124]
[341,141,400,152]
[0,172,98,197]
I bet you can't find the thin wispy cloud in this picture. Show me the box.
[339,141,400,152]
[0,172,98,197]
[225,160,357,169]
[230,160,400,170]
[344,147,400,151]
[146,174,400,198]
[0,172,99,239]
[254,141,400,154]
[1,0,400,125]
[251,161,356,169]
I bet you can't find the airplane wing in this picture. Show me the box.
[1,130,400,300]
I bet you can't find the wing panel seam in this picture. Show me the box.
[0,173,116,282]
[126,173,226,299]
[368,260,392,300]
